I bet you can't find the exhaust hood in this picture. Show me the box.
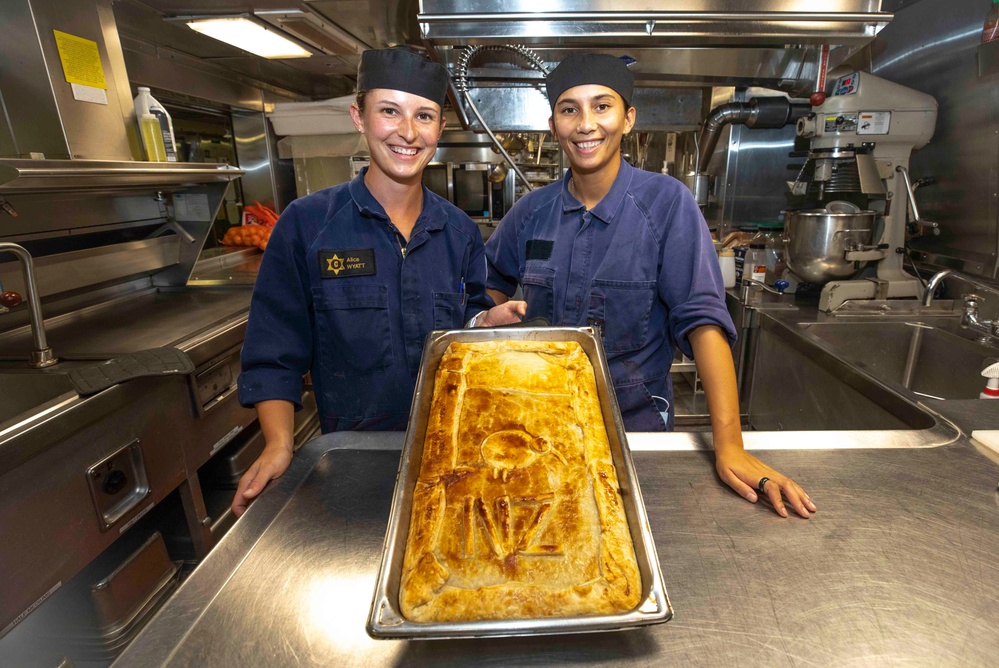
[419,0,890,47]
[418,0,892,132]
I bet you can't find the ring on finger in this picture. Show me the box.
[757,477,771,495]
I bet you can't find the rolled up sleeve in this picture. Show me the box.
[238,204,312,410]
[658,193,737,359]
[484,206,525,297]
[463,232,495,323]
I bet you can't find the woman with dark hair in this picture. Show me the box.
[233,48,524,517]
[486,53,815,519]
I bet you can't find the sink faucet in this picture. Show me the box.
[0,242,57,367]
[962,295,999,344]
[922,268,999,308]
[922,269,951,307]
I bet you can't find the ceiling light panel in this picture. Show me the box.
[255,10,370,57]
[185,17,312,59]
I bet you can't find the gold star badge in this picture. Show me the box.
[326,254,344,276]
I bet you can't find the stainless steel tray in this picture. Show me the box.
[367,326,672,639]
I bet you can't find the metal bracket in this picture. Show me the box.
[0,195,17,217]
[869,278,890,300]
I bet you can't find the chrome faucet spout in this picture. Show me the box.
[0,242,57,367]
[922,268,999,308]
[922,269,952,307]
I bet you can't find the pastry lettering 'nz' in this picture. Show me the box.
[399,340,642,622]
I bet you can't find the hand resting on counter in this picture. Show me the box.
[688,324,817,519]
[715,449,817,519]
[232,399,295,518]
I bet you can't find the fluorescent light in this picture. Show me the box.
[255,10,371,56]
[186,17,312,59]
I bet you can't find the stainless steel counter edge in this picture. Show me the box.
[113,433,402,667]
[114,427,999,667]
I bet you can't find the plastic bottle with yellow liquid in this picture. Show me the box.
[140,113,167,162]
[134,87,177,162]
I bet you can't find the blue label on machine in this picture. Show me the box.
[833,72,860,96]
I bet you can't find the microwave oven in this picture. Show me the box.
[422,162,513,221]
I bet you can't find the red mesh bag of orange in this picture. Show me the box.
[222,224,271,251]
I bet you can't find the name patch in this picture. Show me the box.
[319,249,376,278]
[526,239,554,261]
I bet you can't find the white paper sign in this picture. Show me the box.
[70,83,107,105]
[857,111,891,135]
[173,193,212,222]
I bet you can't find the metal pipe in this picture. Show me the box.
[696,98,811,171]
[900,326,925,389]
[696,103,754,171]
[454,45,549,193]
[0,242,57,367]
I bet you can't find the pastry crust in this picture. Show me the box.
[399,340,641,622]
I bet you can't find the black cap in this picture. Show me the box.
[545,53,635,110]
[357,47,449,108]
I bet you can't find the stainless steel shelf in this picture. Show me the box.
[0,160,244,193]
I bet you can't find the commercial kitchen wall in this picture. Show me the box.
[706,89,802,233]
[864,0,999,280]
[715,0,999,280]
[111,3,302,213]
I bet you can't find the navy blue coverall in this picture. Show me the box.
[239,169,492,432]
[485,159,737,431]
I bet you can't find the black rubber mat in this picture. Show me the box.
[67,347,194,396]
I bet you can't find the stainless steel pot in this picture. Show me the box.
[486,162,508,183]
[783,210,877,284]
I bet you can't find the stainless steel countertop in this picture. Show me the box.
[115,430,999,667]
[0,286,252,361]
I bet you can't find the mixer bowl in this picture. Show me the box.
[783,209,877,284]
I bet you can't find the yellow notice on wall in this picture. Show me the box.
[53,30,106,89]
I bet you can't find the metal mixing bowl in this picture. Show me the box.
[783,209,877,284]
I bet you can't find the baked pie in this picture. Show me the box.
[399,340,641,622]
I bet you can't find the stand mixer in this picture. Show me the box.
[789,71,938,312]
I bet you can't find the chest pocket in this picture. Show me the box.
[312,284,393,377]
[522,267,556,324]
[433,292,466,330]
[587,279,656,353]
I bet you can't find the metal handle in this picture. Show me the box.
[896,165,940,235]
[148,220,197,244]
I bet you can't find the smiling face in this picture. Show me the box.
[549,84,636,178]
[350,88,445,186]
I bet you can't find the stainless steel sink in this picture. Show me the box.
[0,372,77,438]
[798,319,999,400]
[722,309,962,447]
